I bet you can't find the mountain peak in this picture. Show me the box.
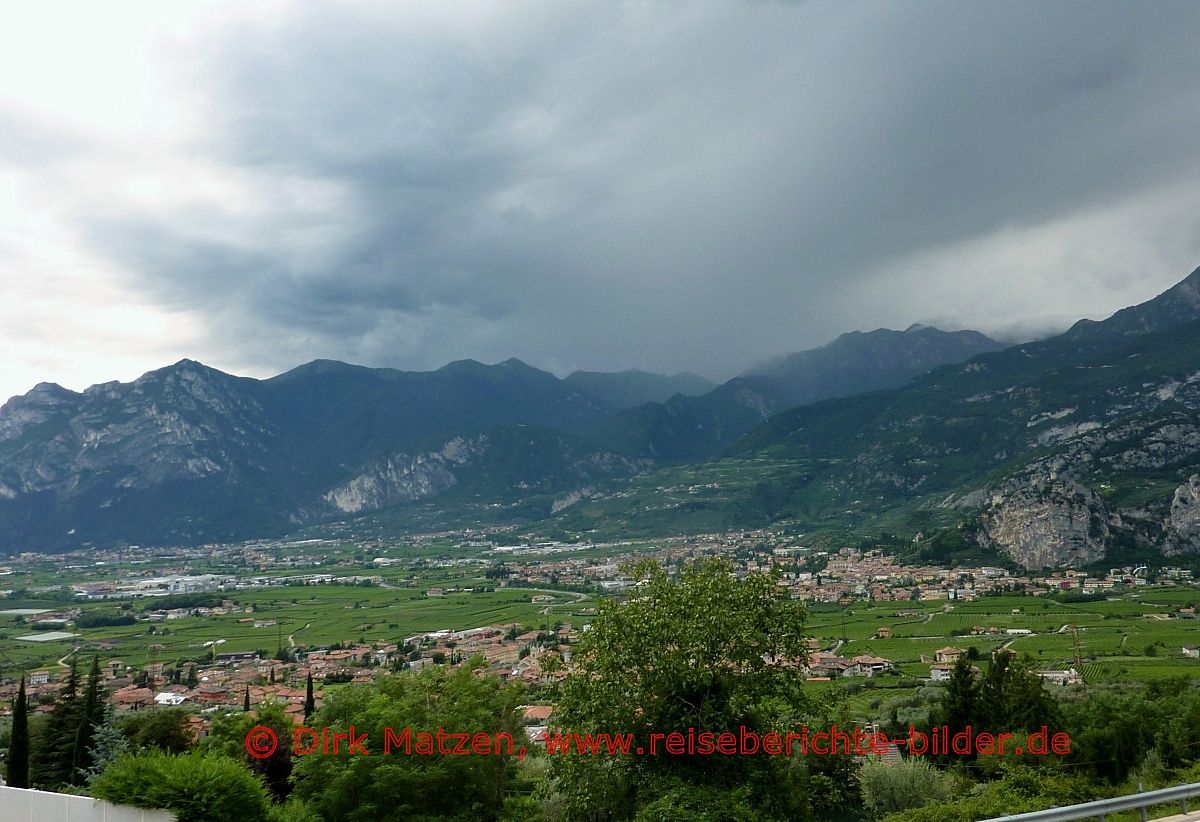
[141,358,232,383]
[438,358,485,372]
[499,357,538,371]
[283,359,365,376]
[28,381,77,398]
[0,381,80,417]
[745,326,1005,406]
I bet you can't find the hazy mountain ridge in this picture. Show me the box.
[1062,265,1200,341]
[745,325,1006,406]
[5,268,1198,560]
[0,358,631,550]
[702,268,1200,568]
[563,369,716,409]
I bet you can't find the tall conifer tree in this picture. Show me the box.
[70,656,104,785]
[6,675,29,788]
[304,672,315,722]
[33,656,81,786]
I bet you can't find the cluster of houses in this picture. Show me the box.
[0,655,323,730]
[804,650,895,679]
[925,645,1083,687]
[488,541,1185,606]
[0,620,581,737]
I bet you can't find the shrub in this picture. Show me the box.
[91,750,270,822]
[860,759,952,818]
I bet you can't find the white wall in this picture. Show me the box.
[0,785,175,822]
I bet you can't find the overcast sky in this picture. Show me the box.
[4,0,1200,402]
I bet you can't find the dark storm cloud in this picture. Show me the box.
[81,0,1200,379]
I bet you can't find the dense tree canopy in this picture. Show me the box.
[202,701,295,801]
[289,663,527,822]
[551,558,813,820]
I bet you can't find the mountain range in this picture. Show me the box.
[3,266,1199,570]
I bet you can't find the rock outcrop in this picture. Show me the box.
[980,477,1109,569]
[1165,475,1200,555]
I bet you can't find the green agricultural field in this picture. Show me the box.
[0,583,596,675]
[1,564,1196,690]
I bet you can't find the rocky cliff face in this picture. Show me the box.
[0,361,274,498]
[1165,475,1200,555]
[980,478,1110,568]
[974,369,1200,568]
[322,437,484,513]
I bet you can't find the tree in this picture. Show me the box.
[244,685,251,712]
[120,708,193,754]
[6,675,29,788]
[85,703,130,784]
[304,673,315,722]
[92,750,270,822]
[941,657,977,749]
[70,655,105,785]
[952,649,1062,741]
[32,656,81,786]
[202,701,294,802]
[552,558,812,820]
[290,664,526,821]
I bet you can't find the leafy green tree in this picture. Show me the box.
[92,750,270,822]
[120,707,193,754]
[201,701,293,802]
[552,558,812,821]
[6,675,29,788]
[977,651,1060,733]
[796,747,862,821]
[1060,687,1171,783]
[290,663,526,821]
[304,673,315,722]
